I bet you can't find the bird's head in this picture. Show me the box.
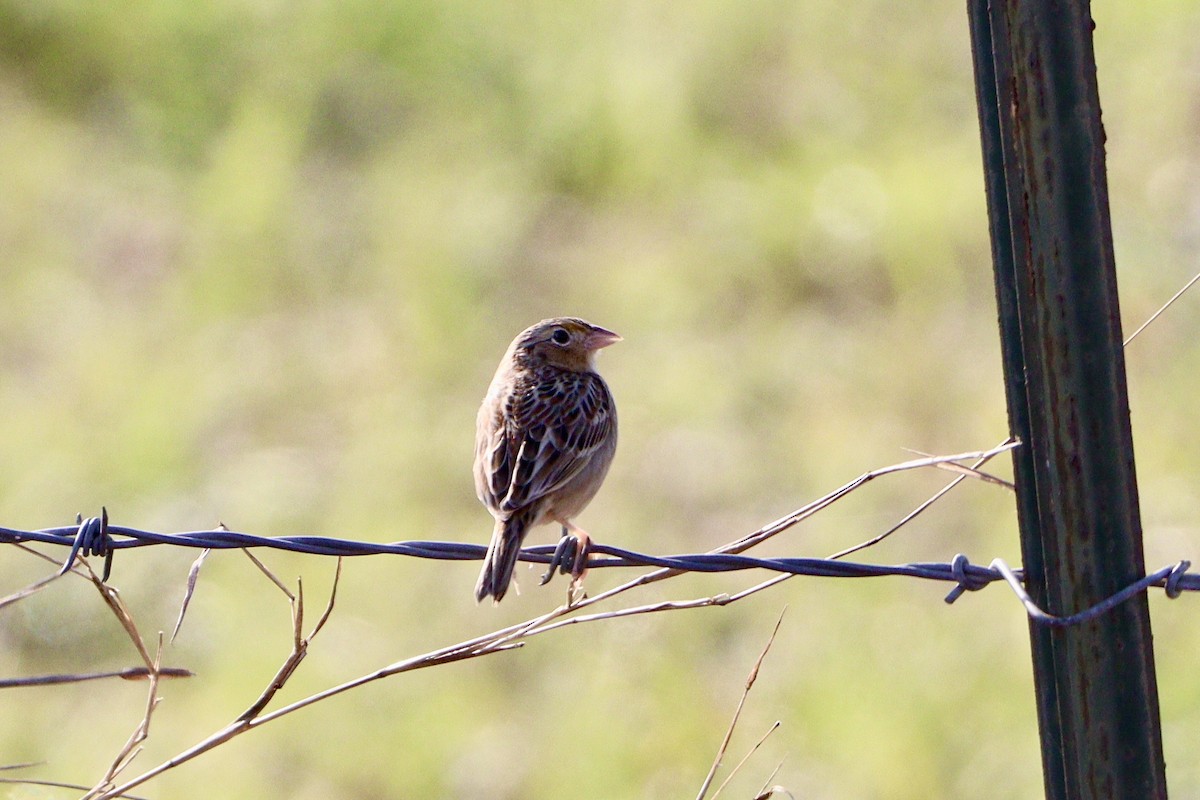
[514,317,622,372]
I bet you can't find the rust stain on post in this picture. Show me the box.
[968,1,1167,798]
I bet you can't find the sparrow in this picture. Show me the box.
[473,317,620,603]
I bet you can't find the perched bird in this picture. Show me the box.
[473,317,621,603]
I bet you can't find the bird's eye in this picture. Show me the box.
[551,328,571,345]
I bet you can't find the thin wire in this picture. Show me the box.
[2,520,1196,628]
[1124,270,1200,347]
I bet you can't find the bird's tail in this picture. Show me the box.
[475,510,534,604]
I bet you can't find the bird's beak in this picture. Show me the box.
[583,326,622,350]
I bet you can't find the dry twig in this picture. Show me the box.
[755,761,788,798]
[171,547,211,642]
[83,635,166,799]
[829,437,1015,560]
[712,722,782,799]
[697,610,786,800]
[0,667,191,688]
[1124,269,1200,347]
[238,557,343,721]
[0,570,65,611]
[0,775,150,800]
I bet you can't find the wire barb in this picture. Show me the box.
[943,553,989,604]
[60,507,114,581]
[1164,560,1191,600]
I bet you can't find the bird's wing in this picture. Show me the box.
[479,371,614,514]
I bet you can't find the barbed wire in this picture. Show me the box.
[2,510,1194,628]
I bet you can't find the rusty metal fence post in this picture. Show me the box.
[967,1,1168,798]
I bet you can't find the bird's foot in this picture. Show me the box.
[540,524,592,604]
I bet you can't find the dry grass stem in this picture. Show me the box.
[0,667,192,688]
[310,557,342,638]
[723,442,1019,557]
[0,776,150,800]
[901,444,1015,489]
[1,541,97,610]
[1124,269,1200,347]
[828,437,1016,561]
[711,721,782,800]
[755,760,786,797]
[238,558,342,722]
[929,460,1014,489]
[525,572,790,638]
[171,548,211,642]
[241,547,294,599]
[83,635,166,799]
[696,609,786,800]
[83,561,155,670]
[0,570,65,611]
[95,560,344,799]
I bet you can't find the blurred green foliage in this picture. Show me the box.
[1,0,1199,797]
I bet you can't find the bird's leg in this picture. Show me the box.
[563,523,591,577]
[561,521,591,606]
[540,521,593,604]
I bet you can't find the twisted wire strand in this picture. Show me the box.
[3,515,1195,628]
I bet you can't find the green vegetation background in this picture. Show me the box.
[1,0,1198,797]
